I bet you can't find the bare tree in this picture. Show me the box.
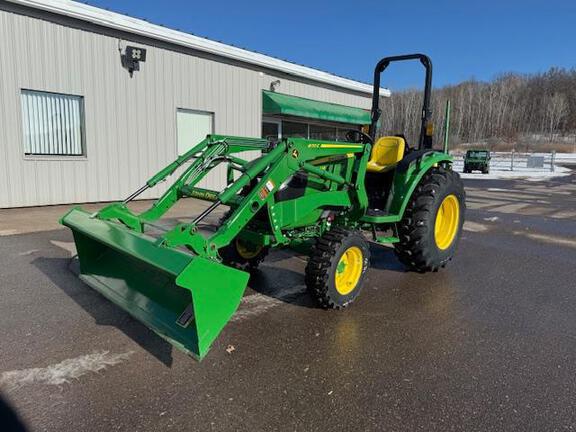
[377,66,576,149]
[545,93,569,141]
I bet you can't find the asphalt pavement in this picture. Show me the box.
[0,174,575,432]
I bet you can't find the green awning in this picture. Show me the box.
[262,91,370,125]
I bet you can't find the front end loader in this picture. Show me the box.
[61,54,465,360]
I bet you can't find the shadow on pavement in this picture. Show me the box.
[368,244,406,272]
[247,264,317,309]
[0,393,28,432]
[32,256,176,368]
[248,244,407,309]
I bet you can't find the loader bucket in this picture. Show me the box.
[60,208,249,360]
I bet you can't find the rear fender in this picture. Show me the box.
[387,152,453,218]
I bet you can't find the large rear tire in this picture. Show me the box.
[305,228,370,309]
[394,166,465,272]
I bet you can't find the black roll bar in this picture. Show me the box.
[369,54,433,149]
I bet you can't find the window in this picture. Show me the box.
[21,90,85,156]
[282,121,308,138]
[262,118,360,141]
[336,128,351,141]
[177,109,213,155]
[262,121,280,139]
[309,124,337,141]
[467,150,488,158]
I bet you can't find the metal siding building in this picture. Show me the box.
[0,0,380,208]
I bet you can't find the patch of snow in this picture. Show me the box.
[461,168,570,180]
[483,216,499,222]
[0,351,133,390]
[487,188,512,192]
[231,285,305,322]
[456,165,571,181]
[463,221,489,232]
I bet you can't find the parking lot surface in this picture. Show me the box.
[0,174,575,431]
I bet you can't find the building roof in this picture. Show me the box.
[7,0,391,97]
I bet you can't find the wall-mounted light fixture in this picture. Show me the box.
[270,80,281,92]
[120,44,147,77]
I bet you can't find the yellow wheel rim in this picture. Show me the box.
[236,238,263,259]
[335,246,364,295]
[434,194,460,250]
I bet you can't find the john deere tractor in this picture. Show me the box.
[464,149,491,173]
[61,54,465,360]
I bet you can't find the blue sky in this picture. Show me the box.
[84,0,576,91]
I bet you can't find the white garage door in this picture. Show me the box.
[177,109,213,155]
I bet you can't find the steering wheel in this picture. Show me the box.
[345,130,373,144]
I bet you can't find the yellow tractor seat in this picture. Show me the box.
[366,136,406,173]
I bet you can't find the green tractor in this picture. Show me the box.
[61,54,465,360]
[464,149,491,173]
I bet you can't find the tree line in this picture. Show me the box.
[379,67,576,149]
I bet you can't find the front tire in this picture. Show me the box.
[219,237,269,271]
[305,228,370,309]
[218,211,268,270]
[394,166,465,272]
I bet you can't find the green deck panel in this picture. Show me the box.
[262,91,371,125]
[375,236,400,244]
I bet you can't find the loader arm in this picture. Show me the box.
[209,138,370,251]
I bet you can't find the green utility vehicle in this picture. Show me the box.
[464,149,491,173]
[61,54,466,360]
